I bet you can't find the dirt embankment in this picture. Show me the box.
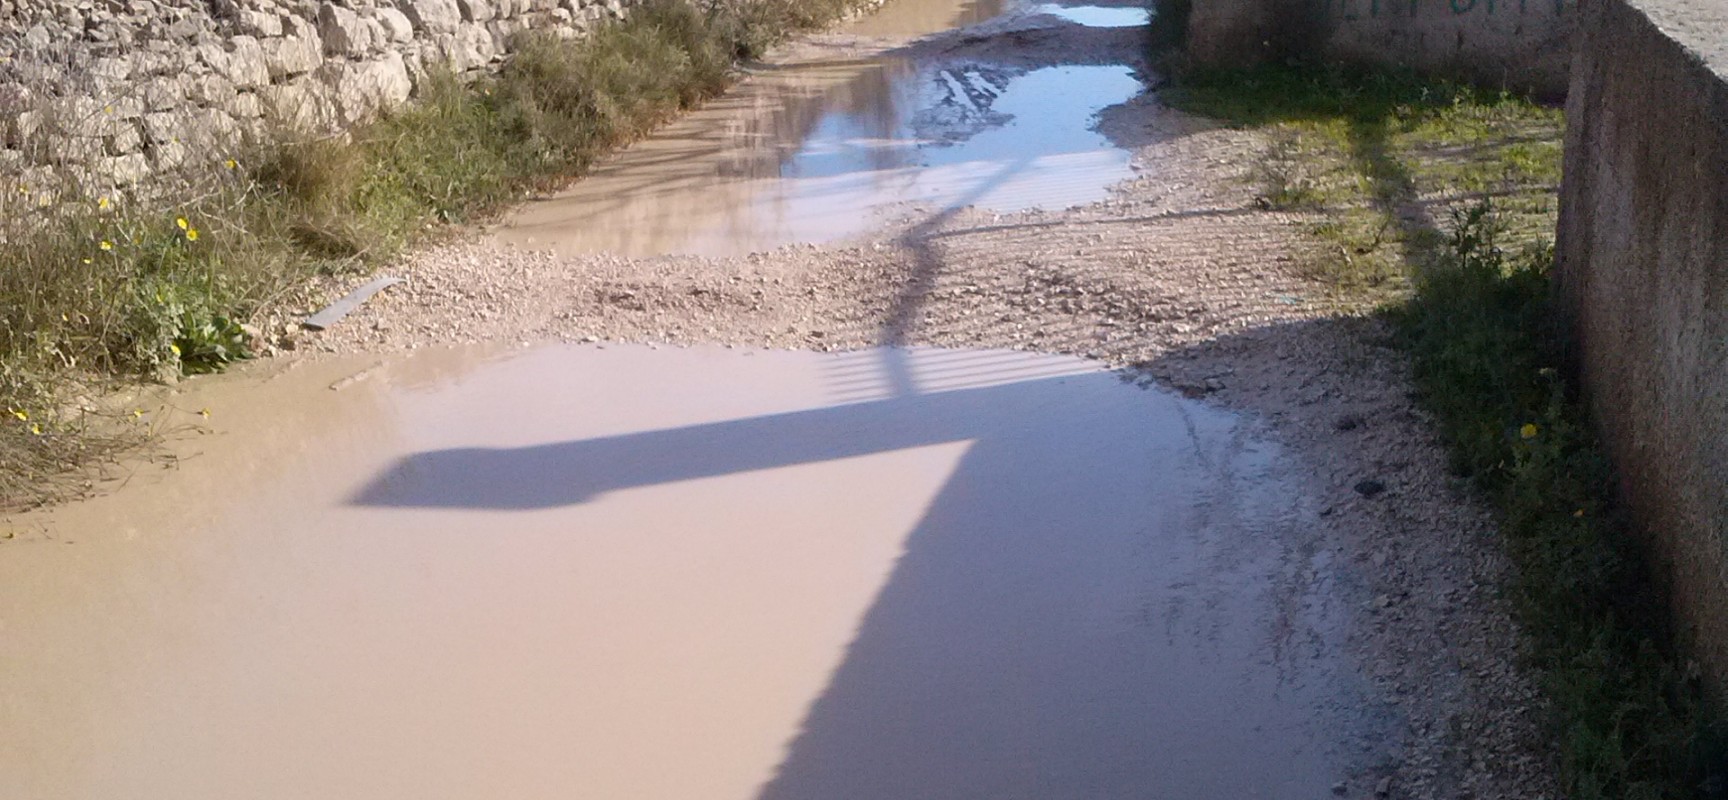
[257,13,1557,799]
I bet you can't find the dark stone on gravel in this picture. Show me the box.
[1355,479,1387,497]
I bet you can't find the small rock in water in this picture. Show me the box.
[1332,781,1348,796]
[1354,479,1386,497]
[1375,776,1393,797]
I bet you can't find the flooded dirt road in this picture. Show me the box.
[1,345,1381,799]
[4,0,1560,796]
[490,0,1151,257]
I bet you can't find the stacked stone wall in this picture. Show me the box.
[0,0,636,200]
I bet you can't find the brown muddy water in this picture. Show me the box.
[490,0,1149,258]
[1,1,1396,796]
[0,344,1384,799]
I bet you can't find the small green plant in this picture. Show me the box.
[1398,203,1726,800]
[173,315,251,375]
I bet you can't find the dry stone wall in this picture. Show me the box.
[0,0,636,199]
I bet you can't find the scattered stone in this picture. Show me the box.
[1355,479,1387,497]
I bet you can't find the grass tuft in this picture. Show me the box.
[1166,63,1562,301]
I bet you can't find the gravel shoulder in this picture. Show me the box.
[258,16,1558,799]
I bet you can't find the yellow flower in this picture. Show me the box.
[9,409,26,421]
[99,240,113,251]
[97,196,110,210]
[103,105,114,115]
[29,423,42,436]
[1519,423,1539,440]
[198,408,211,419]
[131,409,145,419]
[185,228,199,242]
[81,258,92,265]
[176,217,189,231]
[224,159,238,170]
[169,343,181,357]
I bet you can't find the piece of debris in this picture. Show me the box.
[303,277,404,331]
[329,365,380,392]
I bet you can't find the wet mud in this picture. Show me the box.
[0,344,1385,799]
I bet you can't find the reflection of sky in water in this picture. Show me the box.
[494,58,1147,257]
[776,65,1142,214]
[1028,3,1152,26]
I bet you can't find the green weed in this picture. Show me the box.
[1398,204,1726,800]
[1165,63,1562,304]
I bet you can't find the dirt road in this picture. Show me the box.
[2,0,1556,796]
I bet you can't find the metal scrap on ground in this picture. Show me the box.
[303,277,404,331]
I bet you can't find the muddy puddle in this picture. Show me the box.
[1028,3,1152,26]
[490,0,1152,258]
[0,343,1384,799]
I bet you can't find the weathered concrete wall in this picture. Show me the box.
[1183,0,1317,67]
[0,0,636,199]
[1555,0,1728,689]
[1183,0,1573,95]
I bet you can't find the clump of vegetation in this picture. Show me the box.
[0,0,872,508]
[1168,60,1725,799]
[1403,205,1724,800]
[1165,63,1561,301]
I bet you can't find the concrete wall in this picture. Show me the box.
[0,0,639,201]
[1182,0,1573,95]
[1555,0,1728,689]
